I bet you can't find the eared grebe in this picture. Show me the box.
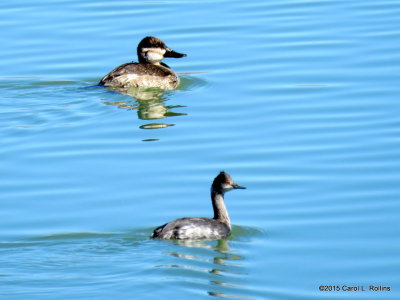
[151,171,246,240]
[99,36,186,90]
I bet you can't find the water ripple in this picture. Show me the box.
[2,0,400,299]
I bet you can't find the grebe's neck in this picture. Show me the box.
[211,190,231,228]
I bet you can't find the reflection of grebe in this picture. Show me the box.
[151,172,246,240]
[99,36,186,90]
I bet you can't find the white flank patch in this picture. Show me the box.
[116,74,139,85]
[125,74,139,81]
[179,224,213,239]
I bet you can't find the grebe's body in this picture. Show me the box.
[151,172,246,240]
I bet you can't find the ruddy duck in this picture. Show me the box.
[99,36,186,90]
[151,171,246,240]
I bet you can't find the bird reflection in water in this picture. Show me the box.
[156,239,255,299]
[102,86,187,133]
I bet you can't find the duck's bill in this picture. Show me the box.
[233,183,246,189]
[165,49,187,58]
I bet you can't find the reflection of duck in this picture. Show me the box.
[103,87,186,130]
[99,36,186,89]
[151,172,246,240]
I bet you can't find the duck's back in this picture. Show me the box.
[151,217,231,240]
[99,63,179,89]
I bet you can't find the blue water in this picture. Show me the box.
[1,0,400,299]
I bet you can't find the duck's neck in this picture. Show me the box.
[211,190,231,228]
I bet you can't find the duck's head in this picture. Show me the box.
[212,171,246,194]
[137,36,187,64]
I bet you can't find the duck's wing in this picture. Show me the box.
[99,63,172,86]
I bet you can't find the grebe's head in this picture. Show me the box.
[212,171,246,194]
[137,36,186,64]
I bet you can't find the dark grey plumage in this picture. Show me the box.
[152,218,231,240]
[151,171,246,240]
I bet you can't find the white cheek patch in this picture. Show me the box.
[142,48,166,63]
[222,183,233,191]
[146,51,164,62]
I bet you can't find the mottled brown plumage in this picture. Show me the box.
[99,36,186,90]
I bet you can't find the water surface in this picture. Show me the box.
[1,0,400,299]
